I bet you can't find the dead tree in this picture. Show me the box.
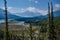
[48,2,56,40]
[4,0,9,40]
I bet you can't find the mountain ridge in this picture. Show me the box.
[0,8,60,22]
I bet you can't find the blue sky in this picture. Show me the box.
[0,0,60,17]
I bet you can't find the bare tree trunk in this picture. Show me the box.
[4,0,9,40]
[47,2,51,40]
[47,2,56,40]
[49,2,56,40]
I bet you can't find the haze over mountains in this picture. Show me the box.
[0,8,21,19]
[0,8,46,19]
[0,8,60,21]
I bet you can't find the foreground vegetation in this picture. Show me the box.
[0,16,60,40]
[0,0,60,40]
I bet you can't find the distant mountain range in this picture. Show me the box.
[18,11,42,17]
[54,10,60,16]
[0,8,60,22]
[0,8,46,20]
[0,8,20,19]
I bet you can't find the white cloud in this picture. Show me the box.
[1,6,26,13]
[1,6,48,15]
[2,7,12,10]
[55,4,60,8]
[26,7,36,12]
[26,7,47,15]
[29,0,38,4]
[35,1,38,3]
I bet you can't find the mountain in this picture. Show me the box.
[14,11,47,22]
[40,10,60,26]
[0,8,60,22]
[15,10,60,18]
[17,11,42,17]
[15,15,47,23]
[45,10,60,18]
[54,10,60,16]
[0,8,46,22]
[0,8,46,19]
[0,8,20,19]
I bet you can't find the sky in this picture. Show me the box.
[0,0,60,17]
